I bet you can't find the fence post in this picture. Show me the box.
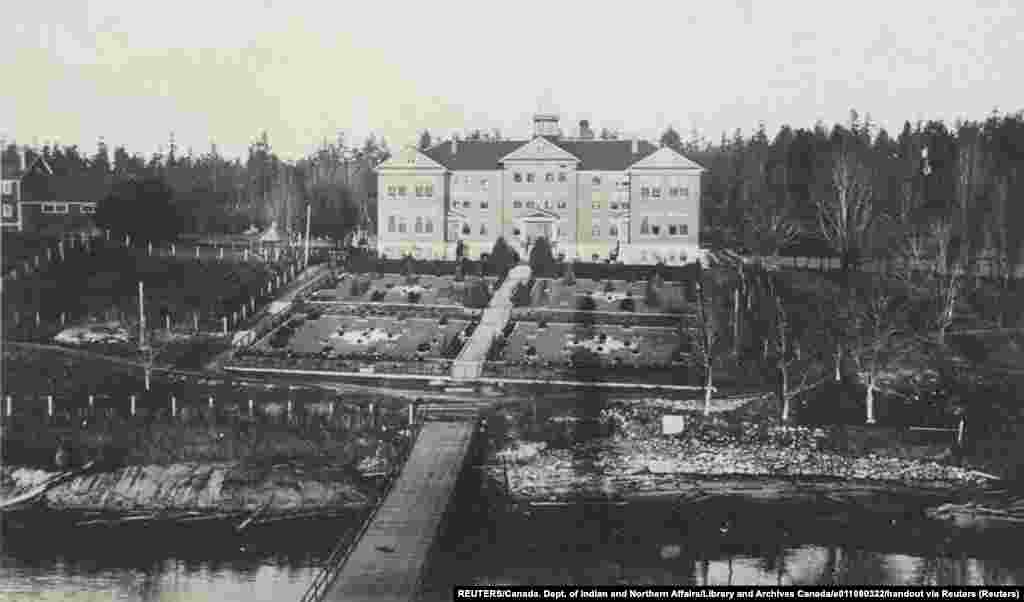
[58,241,65,262]
[208,395,214,409]
[171,243,176,257]
[34,255,40,268]
[47,395,54,418]
[5,395,11,417]
[287,400,293,419]
[219,247,224,260]
[196,246,200,259]
[46,247,52,262]
[148,242,153,256]
[60,312,66,326]
[408,401,415,427]
[194,312,199,332]
[222,316,228,335]
[35,311,41,327]
[130,395,136,416]
[88,394,94,410]
[244,249,249,261]
[249,399,254,418]
[957,417,965,447]
[171,395,177,418]
[165,314,171,331]
[250,297,255,312]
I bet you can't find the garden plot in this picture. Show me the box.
[320,274,473,305]
[498,321,682,366]
[532,278,691,313]
[262,315,470,360]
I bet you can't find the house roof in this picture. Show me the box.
[1,153,53,180]
[20,172,113,202]
[421,137,670,171]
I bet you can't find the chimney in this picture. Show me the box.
[451,136,458,155]
[631,136,639,155]
[18,146,26,172]
[579,120,594,140]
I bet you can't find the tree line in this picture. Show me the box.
[1,131,390,243]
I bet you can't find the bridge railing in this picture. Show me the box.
[297,420,423,602]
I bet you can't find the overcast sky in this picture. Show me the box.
[2,0,1022,161]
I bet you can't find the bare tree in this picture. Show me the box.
[851,277,907,424]
[818,144,876,274]
[695,272,722,416]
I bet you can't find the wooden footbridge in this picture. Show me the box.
[299,401,492,602]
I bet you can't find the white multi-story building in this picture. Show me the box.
[376,112,704,264]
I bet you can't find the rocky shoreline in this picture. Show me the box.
[0,461,379,516]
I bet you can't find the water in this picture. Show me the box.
[0,516,357,601]
[418,498,1024,597]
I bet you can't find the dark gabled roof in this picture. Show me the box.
[20,172,113,202]
[551,139,660,171]
[423,140,524,170]
[421,137,662,171]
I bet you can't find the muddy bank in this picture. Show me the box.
[0,461,379,514]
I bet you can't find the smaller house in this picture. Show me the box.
[3,150,111,239]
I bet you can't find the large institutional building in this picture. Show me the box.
[376,112,704,264]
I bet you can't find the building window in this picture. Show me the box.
[2,204,12,218]
[543,199,552,210]
[610,202,619,210]
[651,187,661,198]
[451,199,459,209]
[668,224,678,236]
[680,187,689,198]
[592,200,601,210]
[640,217,650,235]
[640,187,650,198]
[448,223,459,240]
[415,217,424,233]
[591,223,601,237]
[387,186,397,197]
[513,227,521,237]
[462,223,471,236]
[425,218,434,233]
[514,172,522,183]
[480,223,488,236]
[681,224,688,235]
[526,173,535,183]
[651,224,661,236]
[481,179,488,190]
[42,203,69,214]
[558,172,566,182]
[480,200,489,210]
[622,201,630,210]
[513,200,522,208]
[609,224,619,237]
[398,186,407,197]
[2,181,12,195]
[668,187,678,197]
[464,176,472,184]
[462,200,471,209]
[81,204,96,214]
[415,184,433,197]
[592,176,601,185]
[526,200,536,209]
[388,216,396,233]
[545,173,554,182]
[557,200,567,209]
[398,219,407,234]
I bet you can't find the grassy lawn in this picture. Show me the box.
[530,277,692,313]
[257,314,471,361]
[2,240,281,339]
[497,321,681,367]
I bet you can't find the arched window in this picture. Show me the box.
[388,216,396,233]
[640,217,650,235]
[425,218,434,233]
[415,217,423,233]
